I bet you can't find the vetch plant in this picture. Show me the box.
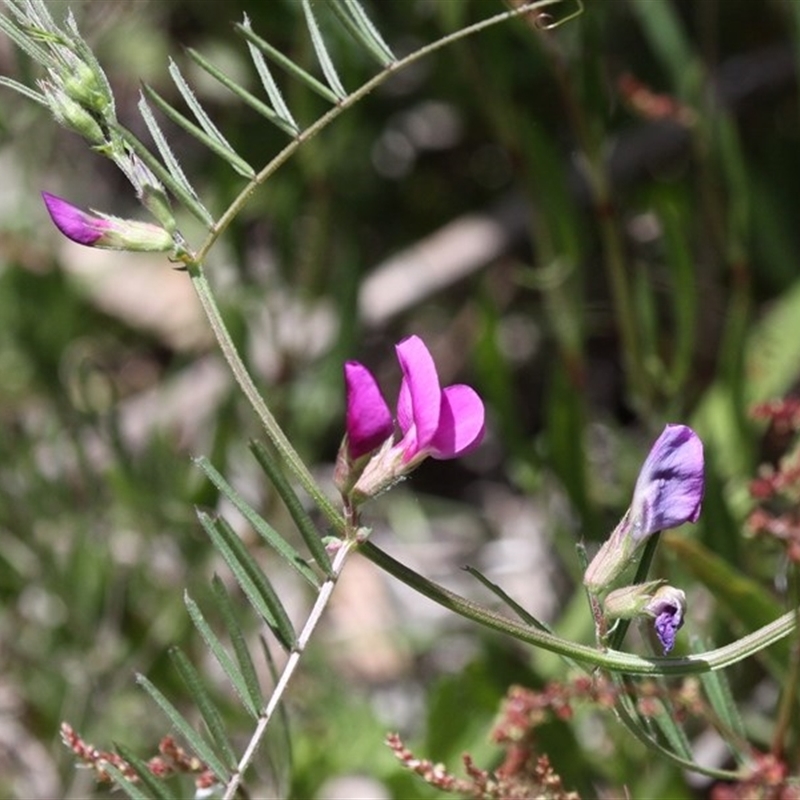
[2,0,800,798]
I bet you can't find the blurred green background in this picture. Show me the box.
[1,0,800,797]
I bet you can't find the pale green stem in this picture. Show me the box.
[359,541,797,676]
[223,539,355,800]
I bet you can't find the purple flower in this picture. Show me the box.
[584,424,704,593]
[630,424,704,542]
[646,586,686,655]
[338,335,485,501]
[42,192,173,252]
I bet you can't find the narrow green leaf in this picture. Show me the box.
[195,455,319,588]
[168,57,248,159]
[197,511,296,651]
[184,46,299,137]
[143,84,255,179]
[113,743,179,800]
[115,121,214,228]
[463,565,553,634]
[99,762,152,800]
[211,575,264,715]
[650,688,693,760]
[169,647,238,769]
[136,673,229,783]
[240,14,298,130]
[693,638,748,762]
[134,95,213,224]
[234,21,339,105]
[611,675,741,781]
[328,0,395,67]
[301,0,347,100]
[0,75,46,104]
[184,591,259,719]
[249,439,333,576]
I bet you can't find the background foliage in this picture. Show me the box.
[1,0,800,797]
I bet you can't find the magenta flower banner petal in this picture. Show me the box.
[428,384,485,459]
[344,361,393,459]
[395,336,441,455]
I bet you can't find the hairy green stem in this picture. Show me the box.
[359,541,797,676]
[187,261,345,535]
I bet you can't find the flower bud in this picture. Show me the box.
[40,80,105,144]
[42,192,174,252]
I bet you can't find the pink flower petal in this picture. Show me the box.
[395,336,441,458]
[42,191,106,245]
[428,385,485,459]
[344,361,393,459]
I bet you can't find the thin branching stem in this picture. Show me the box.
[359,542,798,676]
[222,539,355,800]
[194,0,568,263]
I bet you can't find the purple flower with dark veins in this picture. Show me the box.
[584,425,704,593]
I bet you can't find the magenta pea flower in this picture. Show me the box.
[336,335,485,502]
[42,191,174,252]
[584,424,704,593]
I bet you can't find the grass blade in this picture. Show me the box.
[195,455,319,588]
[196,510,296,651]
[136,672,230,783]
[169,647,238,769]
[184,590,259,719]
[211,575,264,714]
[185,46,299,137]
[328,0,395,66]
[234,20,339,104]
[249,439,333,576]
[113,743,178,800]
[301,0,347,100]
[143,84,255,179]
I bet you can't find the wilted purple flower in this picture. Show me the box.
[42,192,173,252]
[584,425,704,593]
[646,585,686,655]
[336,335,485,502]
